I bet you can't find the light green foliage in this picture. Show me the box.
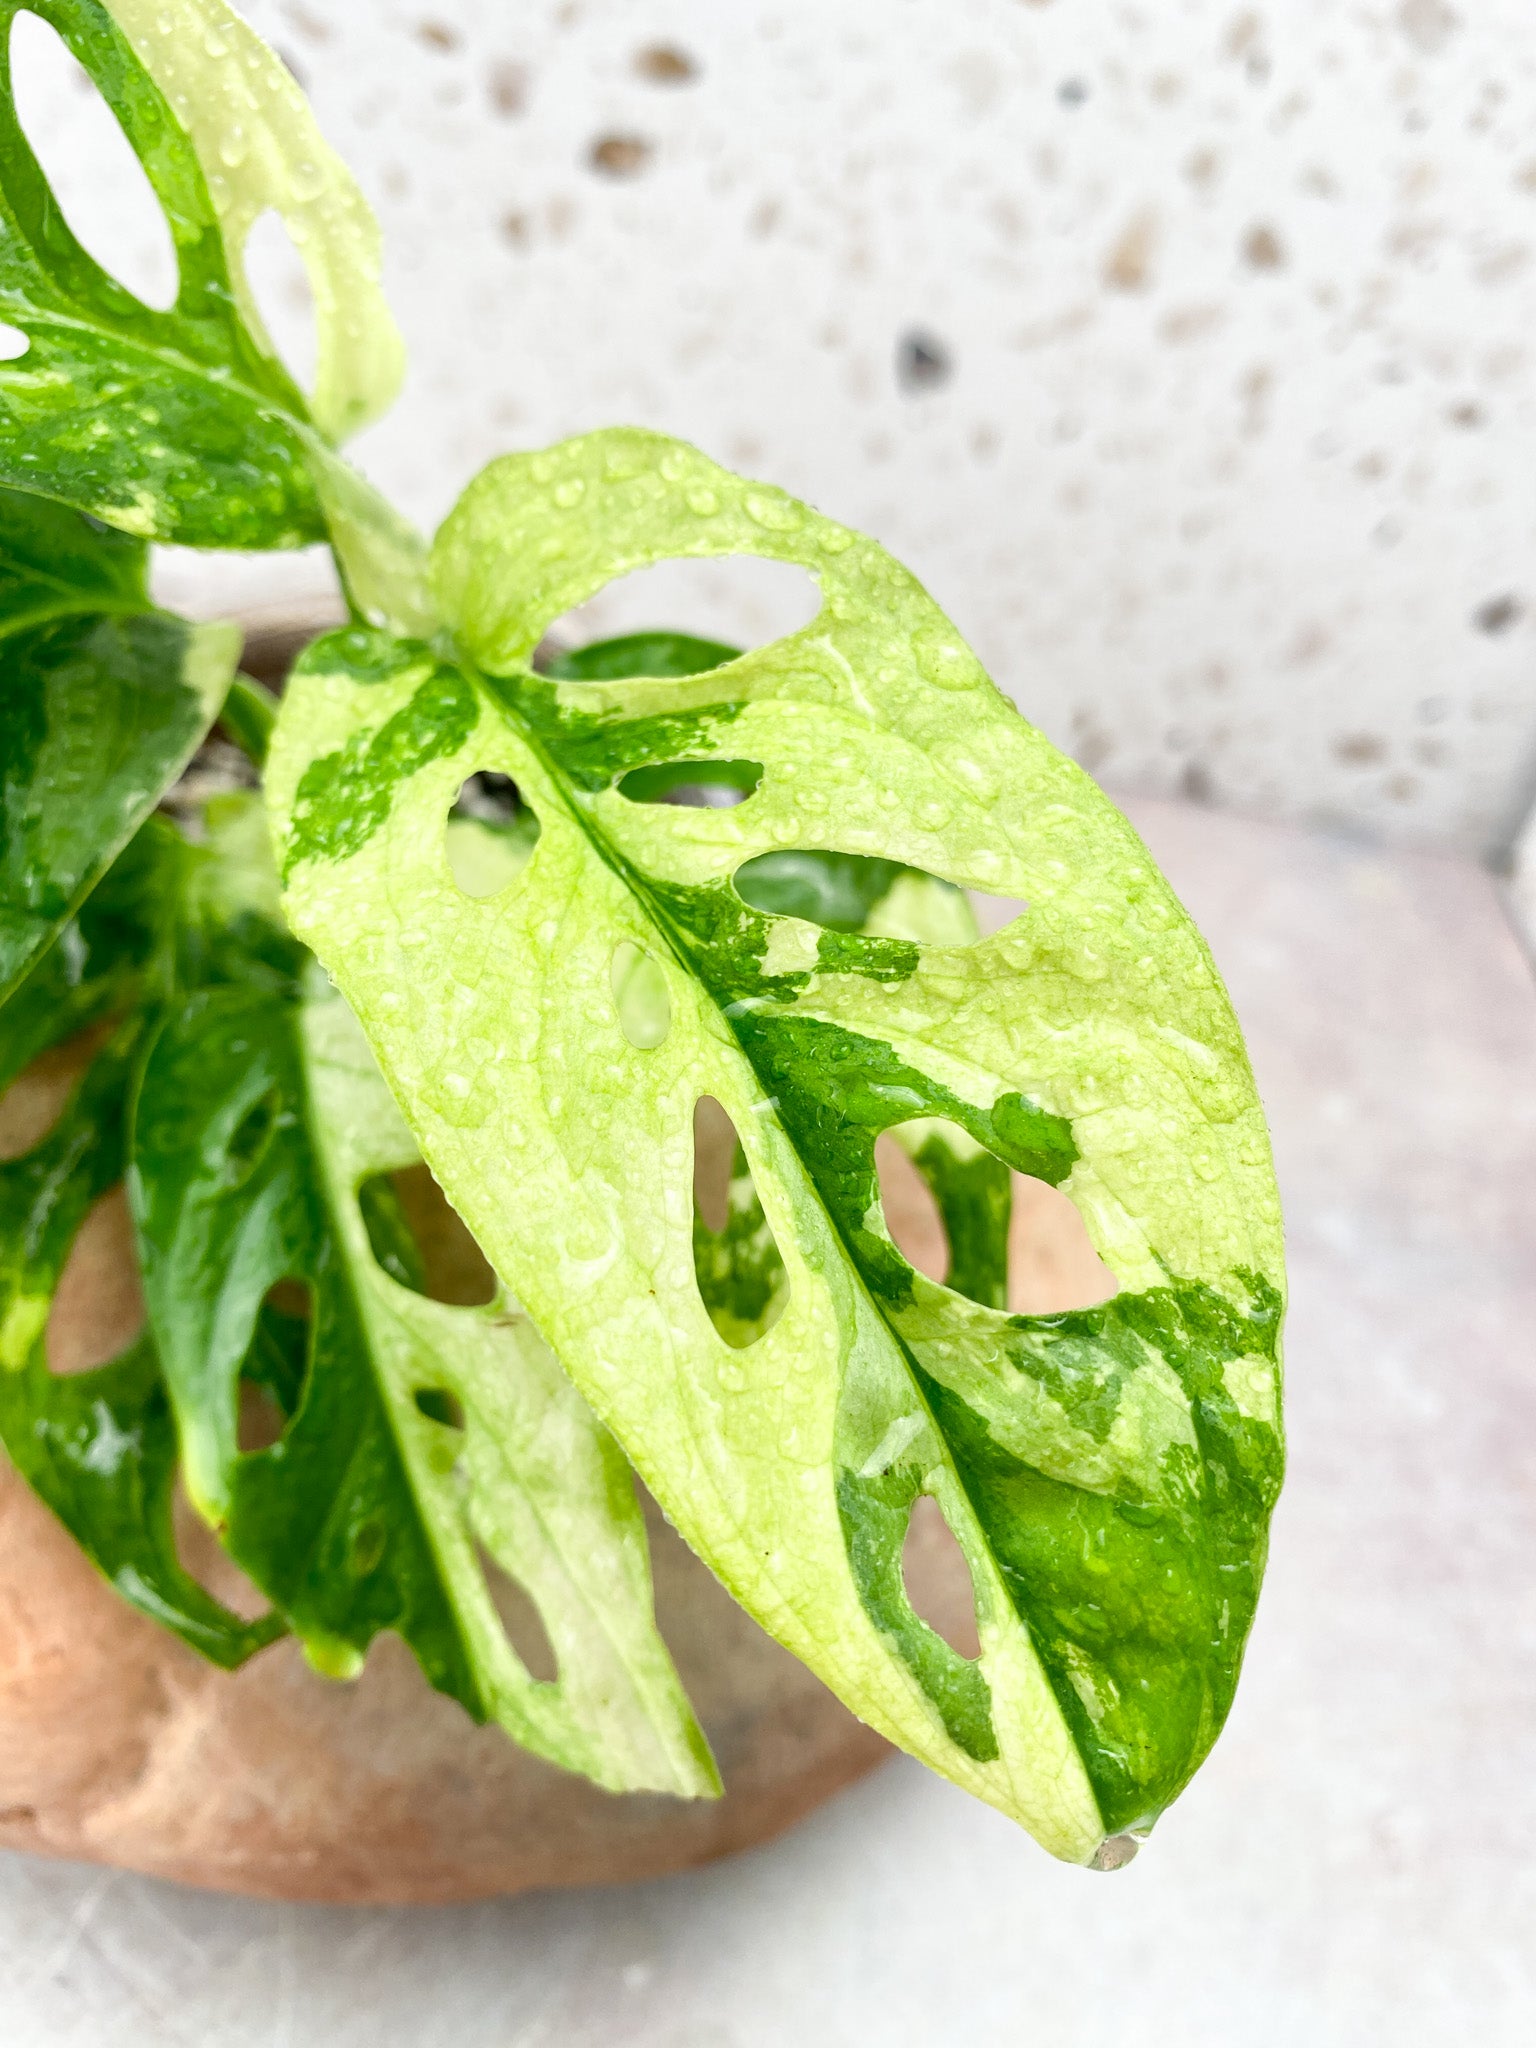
[271,428,1287,1863]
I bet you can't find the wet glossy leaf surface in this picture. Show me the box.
[272,428,1286,1862]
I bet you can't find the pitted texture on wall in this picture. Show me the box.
[15,0,1536,853]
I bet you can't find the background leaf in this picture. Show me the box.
[0,482,235,1006]
[0,0,404,551]
[131,968,716,1795]
[0,993,280,1666]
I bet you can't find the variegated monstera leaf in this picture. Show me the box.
[269,427,1286,1866]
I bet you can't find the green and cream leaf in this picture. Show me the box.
[0,0,409,568]
[270,428,1287,1863]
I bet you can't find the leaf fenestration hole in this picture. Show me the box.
[172,1477,272,1621]
[446,771,540,899]
[224,1084,280,1190]
[876,1122,1117,1313]
[610,939,671,1049]
[237,1279,312,1450]
[347,1511,387,1579]
[242,207,318,395]
[902,1495,982,1661]
[692,1098,789,1348]
[412,1386,465,1431]
[692,1096,736,1234]
[547,556,820,667]
[46,1184,144,1375]
[873,1133,949,1284]
[618,758,763,808]
[734,851,1011,945]
[0,1024,112,1163]
[9,11,179,311]
[0,321,27,360]
[476,1541,559,1684]
[359,1164,497,1307]
[1008,1175,1118,1315]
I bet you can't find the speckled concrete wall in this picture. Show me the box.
[15,0,1536,855]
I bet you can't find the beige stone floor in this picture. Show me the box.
[4,797,1535,2046]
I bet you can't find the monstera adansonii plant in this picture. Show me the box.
[0,0,1284,1868]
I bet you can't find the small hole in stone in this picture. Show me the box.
[413,1386,466,1431]
[359,1165,497,1307]
[634,44,698,84]
[692,1099,788,1347]
[902,1496,981,1659]
[897,329,953,393]
[477,1542,559,1683]
[588,133,653,178]
[487,59,528,117]
[618,759,763,807]
[1473,593,1522,635]
[446,771,540,899]
[610,940,671,1049]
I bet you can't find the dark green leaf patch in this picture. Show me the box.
[0,482,232,1005]
[0,1014,280,1665]
[495,670,752,795]
[0,817,173,1096]
[917,1273,1283,1833]
[132,983,487,1709]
